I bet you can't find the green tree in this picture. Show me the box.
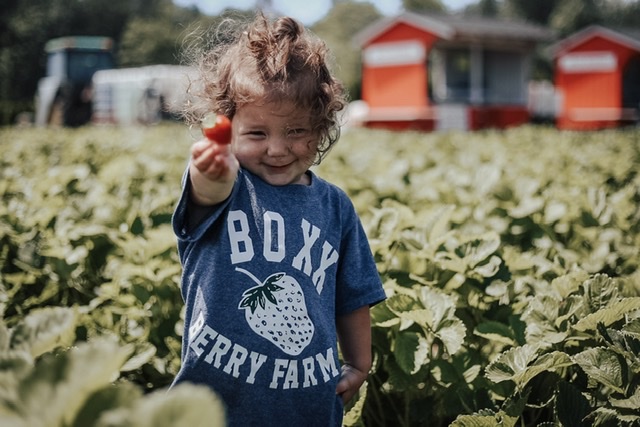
[0,0,207,125]
[311,1,382,100]
[600,0,640,29]
[505,0,561,24]
[403,0,447,13]
[548,0,605,36]
[118,2,205,66]
[477,0,500,16]
[462,0,501,17]
[0,0,140,124]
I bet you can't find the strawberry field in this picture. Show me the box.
[1,123,639,426]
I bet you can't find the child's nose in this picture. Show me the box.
[266,137,290,156]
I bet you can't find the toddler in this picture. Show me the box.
[171,13,385,427]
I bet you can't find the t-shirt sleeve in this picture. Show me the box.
[172,166,235,243]
[334,198,386,316]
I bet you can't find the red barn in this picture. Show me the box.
[352,12,552,131]
[548,25,640,130]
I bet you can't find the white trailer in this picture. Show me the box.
[91,65,196,125]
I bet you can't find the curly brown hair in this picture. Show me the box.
[183,13,348,164]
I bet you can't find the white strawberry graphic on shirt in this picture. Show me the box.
[237,267,314,356]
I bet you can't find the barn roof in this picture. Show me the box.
[353,11,553,47]
[547,25,640,57]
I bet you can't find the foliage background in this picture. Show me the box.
[2,0,640,424]
[1,123,639,425]
[2,0,640,125]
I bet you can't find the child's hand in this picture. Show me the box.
[336,363,367,404]
[191,138,238,182]
[189,138,238,206]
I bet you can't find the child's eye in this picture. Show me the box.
[287,128,309,137]
[247,130,266,138]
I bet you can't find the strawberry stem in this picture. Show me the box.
[236,267,263,286]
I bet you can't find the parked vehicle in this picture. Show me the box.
[91,65,195,126]
[35,35,194,127]
[35,36,115,126]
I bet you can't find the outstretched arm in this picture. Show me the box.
[189,137,238,206]
[335,305,372,404]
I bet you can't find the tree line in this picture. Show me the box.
[1,0,638,125]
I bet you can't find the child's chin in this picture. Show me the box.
[260,171,306,186]
[264,176,295,186]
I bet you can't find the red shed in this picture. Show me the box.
[352,12,552,131]
[548,25,640,130]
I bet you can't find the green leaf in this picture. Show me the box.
[11,338,133,426]
[387,293,422,314]
[430,359,461,385]
[609,387,640,410]
[450,408,518,427]
[583,274,621,313]
[589,407,622,425]
[573,298,640,332]
[572,347,626,394]
[502,390,530,419]
[555,295,585,329]
[394,331,428,375]
[522,295,569,345]
[472,255,503,278]
[485,344,538,384]
[474,321,516,346]
[10,306,76,358]
[556,380,591,427]
[120,342,157,372]
[94,383,226,427]
[384,357,417,392]
[427,205,455,244]
[437,319,467,355]
[370,300,400,328]
[485,345,573,389]
[450,414,501,427]
[0,349,33,387]
[460,233,502,269]
[418,286,456,327]
[550,270,590,300]
[0,323,9,352]
[597,323,640,365]
[72,382,142,427]
[343,381,367,427]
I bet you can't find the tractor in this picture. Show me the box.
[35,36,115,126]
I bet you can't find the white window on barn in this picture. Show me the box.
[363,40,425,67]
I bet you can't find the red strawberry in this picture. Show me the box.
[201,112,232,144]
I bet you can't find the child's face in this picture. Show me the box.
[231,100,318,186]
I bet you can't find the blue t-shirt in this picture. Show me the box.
[171,168,385,427]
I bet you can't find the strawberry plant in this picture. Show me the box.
[317,126,640,426]
[2,123,639,426]
[0,304,225,427]
[0,125,187,390]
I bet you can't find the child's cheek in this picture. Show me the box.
[231,143,253,167]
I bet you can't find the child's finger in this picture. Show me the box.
[192,144,217,171]
[191,138,217,158]
[192,139,226,167]
[204,154,229,178]
[336,374,356,404]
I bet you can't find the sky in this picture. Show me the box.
[172,0,478,26]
